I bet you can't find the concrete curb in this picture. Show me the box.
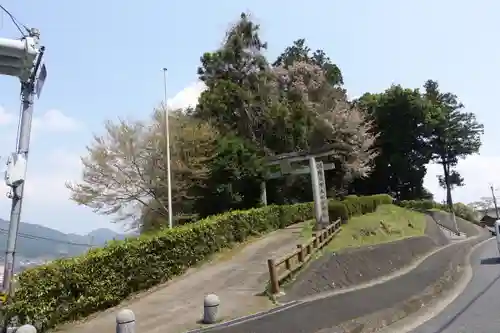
[184,300,302,333]
[326,231,490,333]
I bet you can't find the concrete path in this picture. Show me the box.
[409,238,500,333]
[55,222,306,333]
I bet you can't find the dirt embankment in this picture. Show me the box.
[283,216,449,301]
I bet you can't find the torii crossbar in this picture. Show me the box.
[262,144,339,229]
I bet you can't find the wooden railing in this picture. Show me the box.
[267,218,341,295]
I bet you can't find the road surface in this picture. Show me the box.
[411,238,500,333]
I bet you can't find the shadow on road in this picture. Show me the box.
[480,257,500,265]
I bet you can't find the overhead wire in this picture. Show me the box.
[0,4,31,149]
[0,4,29,37]
[0,5,97,251]
[0,227,93,247]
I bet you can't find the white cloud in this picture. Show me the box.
[0,147,111,234]
[167,81,206,111]
[0,149,81,205]
[33,109,82,133]
[0,108,88,231]
[424,154,500,204]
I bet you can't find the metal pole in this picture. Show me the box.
[491,185,499,219]
[2,81,35,295]
[2,30,42,295]
[162,68,173,229]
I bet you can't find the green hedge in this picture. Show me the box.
[328,194,393,222]
[398,199,478,223]
[7,194,392,331]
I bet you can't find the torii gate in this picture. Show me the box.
[261,145,337,230]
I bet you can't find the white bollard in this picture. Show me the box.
[116,309,135,333]
[203,294,220,324]
[16,325,37,333]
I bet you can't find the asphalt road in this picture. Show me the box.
[195,240,469,333]
[410,238,500,333]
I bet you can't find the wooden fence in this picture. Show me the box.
[267,218,341,294]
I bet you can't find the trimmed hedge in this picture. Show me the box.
[7,194,392,331]
[398,199,479,223]
[328,194,393,222]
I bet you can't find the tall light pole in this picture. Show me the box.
[162,68,173,229]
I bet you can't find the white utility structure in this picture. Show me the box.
[0,26,47,296]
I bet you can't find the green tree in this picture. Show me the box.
[195,12,274,148]
[196,135,265,217]
[424,79,484,209]
[196,13,377,204]
[353,85,432,200]
[438,170,464,191]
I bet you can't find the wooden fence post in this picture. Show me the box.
[312,232,317,248]
[267,259,280,294]
[297,244,304,262]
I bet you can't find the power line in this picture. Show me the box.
[0,227,93,247]
[0,4,29,37]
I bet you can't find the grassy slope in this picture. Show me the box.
[302,204,426,252]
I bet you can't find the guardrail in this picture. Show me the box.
[267,218,341,295]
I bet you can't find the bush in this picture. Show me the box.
[399,199,438,211]
[7,194,391,331]
[453,202,479,223]
[398,199,479,223]
[339,194,393,218]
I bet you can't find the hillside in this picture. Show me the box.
[0,219,128,260]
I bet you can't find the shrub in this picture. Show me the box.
[328,200,349,222]
[399,199,438,211]
[7,194,390,331]
[453,202,479,223]
[398,199,479,223]
[340,194,392,217]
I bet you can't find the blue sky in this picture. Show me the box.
[0,0,498,234]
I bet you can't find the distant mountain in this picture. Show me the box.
[87,228,127,244]
[0,219,130,260]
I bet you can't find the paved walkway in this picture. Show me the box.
[56,222,306,333]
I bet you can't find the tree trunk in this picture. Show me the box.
[442,162,454,210]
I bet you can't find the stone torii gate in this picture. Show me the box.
[261,145,337,230]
